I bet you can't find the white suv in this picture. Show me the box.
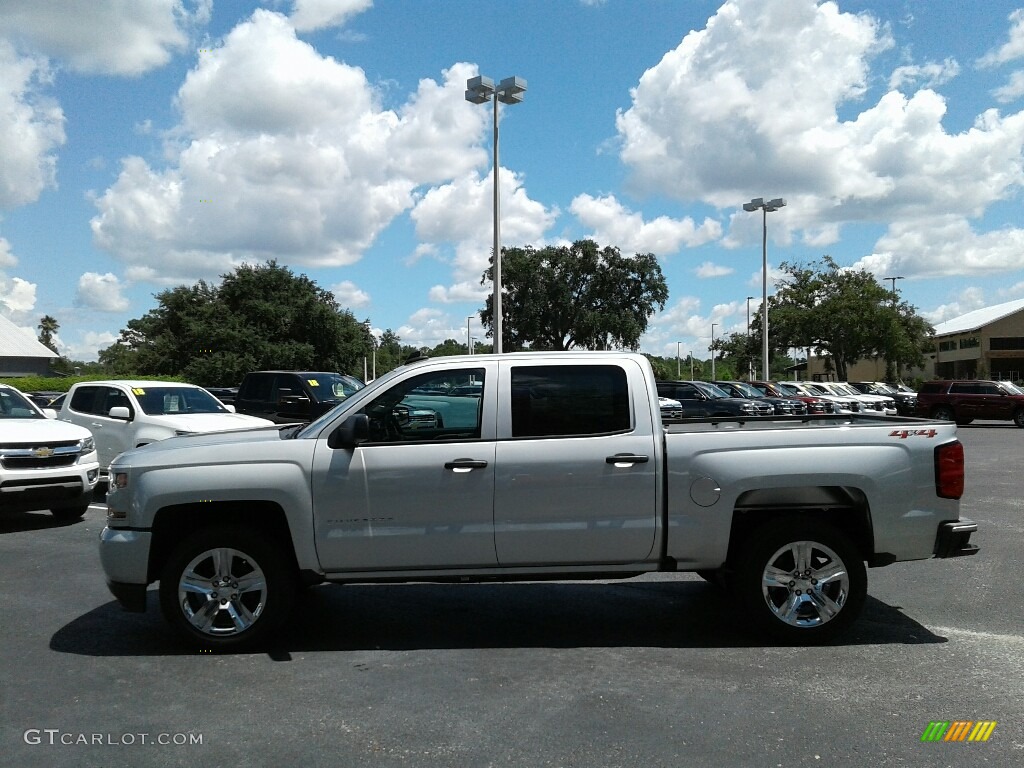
[0,384,99,520]
[59,381,274,476]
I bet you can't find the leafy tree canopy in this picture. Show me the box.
[479,239,669,351]
[102,261,370,386]
[763,256,933,380]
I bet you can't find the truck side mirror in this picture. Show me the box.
[328,414,370,449]
[108,406,131,420]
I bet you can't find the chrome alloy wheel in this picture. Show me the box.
[177,547,268,637]
[760,540,851,628]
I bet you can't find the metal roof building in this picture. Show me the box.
[0,315,58,376]
[930,298,1024,381]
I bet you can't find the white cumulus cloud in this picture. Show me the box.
[0,41,65,209]
[75,272,130,311]
[290,0,373,33]
[0,0,209,76]
[331,279,370,309]
[91,11,492,287]
[616,0,1024,283]
[570,194,721,254]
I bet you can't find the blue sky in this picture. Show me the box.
[4,0,1024,365]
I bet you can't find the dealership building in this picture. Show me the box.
[803,297,1024,382]
[928,297,1024,381]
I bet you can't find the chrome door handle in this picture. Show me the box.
[444,459,488,473]
[605,454,649,465]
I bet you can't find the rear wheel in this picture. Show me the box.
[1014,410,1024,429]
[932,405,955,422]
[732,519,866,644]
[159,527,295,651]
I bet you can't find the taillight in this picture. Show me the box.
[935,441,964,499]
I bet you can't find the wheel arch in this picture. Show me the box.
[147,501,299,584]
[726,485,874,567]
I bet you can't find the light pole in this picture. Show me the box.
[466,74,527,355]
[676,341,682,378]
[884,275,904,297]
[883,276,904,380]
[466,315,474,355]
[363,321,376,381]
[746,296,754,381]
[690,352,694,380]
[743,197,786,381]
[711,322,718,380]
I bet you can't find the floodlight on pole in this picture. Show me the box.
[466,74,527,354]
[884,276,904,297]
[742,197,786,380]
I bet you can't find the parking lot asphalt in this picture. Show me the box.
[1,424,1021,768]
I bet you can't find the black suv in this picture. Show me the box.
[234,371,364,423]
[656,380,774,418]
[713,380,808,415]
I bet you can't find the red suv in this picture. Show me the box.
[917,379,1024,427]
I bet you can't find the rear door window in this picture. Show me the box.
[511,365,630,438]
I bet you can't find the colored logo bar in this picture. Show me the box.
[921,721,997,742]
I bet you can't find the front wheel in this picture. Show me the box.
[50,504,88,521]
[733,519,866,644]
[159,527,295,651]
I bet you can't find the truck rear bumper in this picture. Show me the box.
[934,519,979,558]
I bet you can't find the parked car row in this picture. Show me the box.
[656,380,774,418]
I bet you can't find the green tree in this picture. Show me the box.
[480,239,669,351]
[710,332,757,380]
[765,256,933,380]
[37,315,59,354]
[105,261,368,386]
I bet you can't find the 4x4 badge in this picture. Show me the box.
[889,429,937,439]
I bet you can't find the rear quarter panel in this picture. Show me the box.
[663,420,960,567]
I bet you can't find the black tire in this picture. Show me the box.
[732,518,866,644]
[50,504,88,521]
[694,569,726,586]
[159,527,296,651]
[932,405,955,422]
[1014,410,1024,429]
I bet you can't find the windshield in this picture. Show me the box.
[693,381,732,398]
[726,381,763,398]
[0,388,45,419]
[135,386,231,415]
[297,365,408,437]
[305,373,365,402]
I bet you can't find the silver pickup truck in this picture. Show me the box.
[99,352,977,650]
